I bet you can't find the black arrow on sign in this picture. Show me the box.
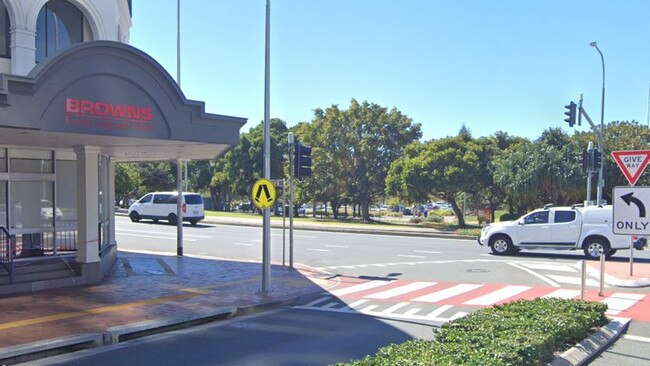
[621,192,646,218]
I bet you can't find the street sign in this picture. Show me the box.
[252,178,277,209]
[611,150,650,186]
[613,186,650,235]
[271,179,284,188]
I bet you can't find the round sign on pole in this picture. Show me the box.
[252,178,277,209]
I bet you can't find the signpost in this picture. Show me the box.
[612,150,650,276]
[252,178,276,210]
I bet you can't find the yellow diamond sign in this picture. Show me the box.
[252,178,276,209]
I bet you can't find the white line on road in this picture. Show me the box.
[116,229,212,239]
[412,283,483,303]
[425,305,453,319]
[397,255,426,259]
[366,281,438,300]
[308,248,330,252]
[116,233,196,241]
[463,285,531,306]
[508,262,560,288]
[330,280,393,296]
[381,302,410,314]
[305,297,331,307]
[603,293,646,315]
[541,289,581,299]
[624,335,650,343]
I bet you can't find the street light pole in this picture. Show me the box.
[590,42,605,206]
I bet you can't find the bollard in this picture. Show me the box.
[581,259,586,300]
[599,253,605,297]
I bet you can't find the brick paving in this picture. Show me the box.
[0,251,335,350]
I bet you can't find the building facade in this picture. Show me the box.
[0,0,246,294]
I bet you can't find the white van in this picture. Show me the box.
[128,192,205,225]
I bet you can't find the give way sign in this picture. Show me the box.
[611,150,650,186]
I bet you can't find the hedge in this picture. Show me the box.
[336,298,608,366]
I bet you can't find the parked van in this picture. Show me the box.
[128,192,205,225]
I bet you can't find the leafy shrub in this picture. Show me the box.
[426,214,444,223]
[500,213,519,222]
[409,217,422,224]
[337,298,608,366]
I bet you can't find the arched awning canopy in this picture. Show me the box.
[0,41,247,161]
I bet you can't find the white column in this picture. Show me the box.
[74,145,100,264]
[10,27,36,76]
[108,158,116,245]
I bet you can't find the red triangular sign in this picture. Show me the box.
[611,150,650,186]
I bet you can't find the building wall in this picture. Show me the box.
[2,0,131,75]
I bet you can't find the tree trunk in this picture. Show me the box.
[447,196,465,228]
[361,201,371,222]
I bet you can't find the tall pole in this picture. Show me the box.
[261,0,272,294]
[590,42,605,206]
[647,81,649,128]
[288,132,294,268]
[176,1,183,256]
[176,159,183,256]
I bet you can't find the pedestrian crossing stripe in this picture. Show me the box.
[310,279,646,317]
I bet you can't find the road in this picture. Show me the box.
[27,216,650,365]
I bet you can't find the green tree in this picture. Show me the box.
[114,162,142,207]
[387,131,483,228]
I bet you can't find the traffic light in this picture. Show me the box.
[593,149,602,170]
[564,101,577,127]
[294,142,312,179]
[581,149,591,171]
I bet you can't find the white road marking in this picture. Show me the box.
[412,283,482,303]
[450,312,468,320]
[305,297,331,307]
[116,233,196,241]
[425,305,453,319]
[361,305,379,312]
[366,281,438,299]
[414,250,441,254]
[326,245,349,248]
[603,293,645,315]
[308,248,330,252]
[330,280,393,296]
[321,302,340,309]
[381,302,410,314]
[342,299,369,310]
[541,289,581,299]
[546,275,600,287]
[624,335,650,343]
[507,262,560,287]
[117,229,211,238]
[519,263,577,273]
[403,308,421,316]
[463,285,531,306]
[397,255,426,259]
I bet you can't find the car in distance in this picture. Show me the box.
[478,204,630,260]
[128,192,205,226]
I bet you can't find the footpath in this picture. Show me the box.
[0,215,648,365]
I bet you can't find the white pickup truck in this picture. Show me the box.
[478,205,631,259]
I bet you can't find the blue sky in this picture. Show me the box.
[130,1,650,141]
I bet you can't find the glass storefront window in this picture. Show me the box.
[0,148,6,172]
[9,149,53,173]
[10,181,54,229]
[0,181,6,229]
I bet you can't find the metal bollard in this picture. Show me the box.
[581,259,586,300]
[599,253,605,297]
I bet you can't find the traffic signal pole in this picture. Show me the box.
[288,133,294,268]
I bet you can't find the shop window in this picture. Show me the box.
[9,149,53,173]
[35,0,85,63]
[0,148,6,172]
[10,181,54,229]
[0,3,9,58]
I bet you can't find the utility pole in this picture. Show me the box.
[590,42,606,206]
[261,0,271,294]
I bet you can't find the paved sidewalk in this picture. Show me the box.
[0,251,337,364]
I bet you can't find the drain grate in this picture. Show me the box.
[121,258,175,276]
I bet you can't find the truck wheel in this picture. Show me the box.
[583,238,610,260]
[489,235,514,255]
[167,213,178,225]
[129,211,140,223]
[189,219,198,226]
